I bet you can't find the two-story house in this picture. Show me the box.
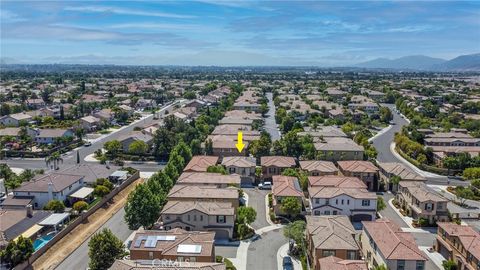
[396,182,449,225]
[272,175,304,216]
[261,156,296,180]
[34,129,74,145]
[308,175,376,222]
[337,160,379,191]
[176,172,241,188]
[12,173,85,209]
[306,215,363,270]
[221,156,256,186]
[435,222,480,270]
[377,162,426,192]
[361,219,428,270]
[183,156,219,173]
[0,112,33,127]
[128,228,216,262]
[159,201,235,240]
[167,185,239,209]
[299,160,338,176]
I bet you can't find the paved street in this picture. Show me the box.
[244,188,270,229]
[55,208,132,270]
[247,227,287,270]
[264,92,281,141]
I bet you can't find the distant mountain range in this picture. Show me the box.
[355,53,480,71]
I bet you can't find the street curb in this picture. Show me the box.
[390,142,444,178]
[368,124,392,143]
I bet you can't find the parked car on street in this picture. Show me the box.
[258,181,272,190]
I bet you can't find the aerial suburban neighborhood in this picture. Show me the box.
[1,1,480,270]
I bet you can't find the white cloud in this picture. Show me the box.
[64,6,196,19]
[0,10,26,23]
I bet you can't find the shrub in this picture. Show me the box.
[73,201,89,212]
[44,199,65,213]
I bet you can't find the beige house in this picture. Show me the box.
[396,182,449,224]
[435,223,480,270]
[337,161,379,191]
[159,200,235,240]
[167,185,239,209]
[317,256,367,270]
[299,160,338,176]
[272,175,304,216]
[314,137,364,161]
[306,215,361,270]
[221,156,256,185]
[261,156,296,180]
[377,162,426,192]
[176,172,241,188]
[361,219,428,270]
[183,156,219,172]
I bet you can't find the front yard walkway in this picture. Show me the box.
[32,178,143,270]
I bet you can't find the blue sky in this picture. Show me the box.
[1,1,479,66]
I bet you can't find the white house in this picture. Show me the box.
[13,173,85,209]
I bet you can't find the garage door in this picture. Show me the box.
[212,229,230,240]
[352,214,373,222]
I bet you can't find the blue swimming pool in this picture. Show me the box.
[33,233,54,251]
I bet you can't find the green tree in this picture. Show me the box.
[373,265,388,270]
[44,199,65,213]
[0,236,34,267]
[205,139,214,155]
[73,201,89,212]
[442,259,457,270]
[94,185,111,197]
[128,140,149,155]
[283,220,306,247]
[124,183,163,230]
[95,178,114,191]
[88,228,127,270]
[207,165,228,175]
[45,151,63,170]
[463,167,480,180]
[456,187,475,205]
[377,196,386,211]
[281,197,302,217]
[104,140,122,158]
[237,206,257,224]
[175,140,193,164]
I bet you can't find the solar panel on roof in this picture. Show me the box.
[157,235,176,241]
[134,236,146,248]
[144,236,157,248]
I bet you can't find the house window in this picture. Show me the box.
[217,215,226,223]
[336,199,338,204]
[415,261,424,270]
[322,250,335,257]
[347,251,356,260]
[397,260,405,270]
[341,199,344,205]
[165,215,170,220]
[326,199,329,205]
[315,198,320,204]
[333,210,338,215]
[229,167,236,174]
[193,215,197,221]
[324,211,330,215]
[424,203,434,211]
[200,215,203,221]
[187,215,190,221]
[189,257,197,262]
[347,200,350,205]
[314,211,320,215]
[362,200,370,206]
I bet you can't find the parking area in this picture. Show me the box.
[244,188,270,229]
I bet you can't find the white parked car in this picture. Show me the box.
[258,181,272,190]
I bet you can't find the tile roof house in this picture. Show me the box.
[272,175,304,216]
[337,161,379,191]
[377,162,426,192]
[435,222,480,270]
[221,156,256,185]
[128,229,216,262]
[183,156,219,172]
[261,156,296,180]
[80,115,101,131]
[117,131,153,153]
[110,260,226,270]
[314,138,364,162]
[159,201,235,239]
[34,129,74,144]
[316,256,367,270]
[0,113,34,127]
[167,185,239,209]
[306,215,361,270]
[396,182,449,225]
[176,172,241,188]
[0,208,52,248]
[12,173,85,209]
[308,175,376,221]
[300,160,338,176]
[361,219,428,270]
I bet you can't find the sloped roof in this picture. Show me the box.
[306,215,359,250]
[260,156,296,167]
[337,161,378,173]
[183,156,219,172]
[299,160,338,173]
[272,175,303,197]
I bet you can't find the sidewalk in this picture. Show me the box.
[276,243,302,270]
[419,246,445,270]
[32,178,143,270]
[368,124,392,142]
[387,198,438,233]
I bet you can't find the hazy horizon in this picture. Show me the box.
[1,1,479,66]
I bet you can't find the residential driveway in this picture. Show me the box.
[244,188,270,229]
[379,193,409,228]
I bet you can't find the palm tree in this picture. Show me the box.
[45,151,63,170]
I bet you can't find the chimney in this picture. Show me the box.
[26,204,33,218]
[48,181,54,201]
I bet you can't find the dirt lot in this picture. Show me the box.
[32,178,143,270]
